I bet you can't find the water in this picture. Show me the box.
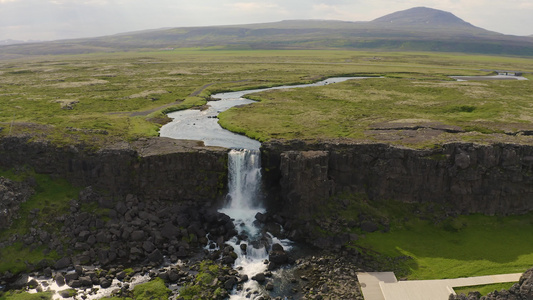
[159,77,372,150]
[219,149,293,299]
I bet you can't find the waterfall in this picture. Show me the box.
[220,149,264,237]
[219,149,291,300]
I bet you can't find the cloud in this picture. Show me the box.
[226,2,281,11]
[1,0,532,41]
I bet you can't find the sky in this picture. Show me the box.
[1,0,532,41]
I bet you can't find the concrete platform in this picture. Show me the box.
[357,272,521,300]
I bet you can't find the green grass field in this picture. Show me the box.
[1,49,533,147]
[356,213,533,280]
[219,71,533,147]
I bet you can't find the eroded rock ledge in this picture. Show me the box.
[261,140,533,218]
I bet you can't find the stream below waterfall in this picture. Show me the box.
[161,77,370,299]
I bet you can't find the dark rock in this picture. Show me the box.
[161,222,180,240]
[269,244,288,265]
[271,243,284,252]
[54,257,71,270]
[142,241,156,253]
[100,278,112,288]
[96,232,109,244]
[224,277,237,290]
[167,269,180,282]
[43,267,52,278]
[10,274,29,290]
[27,279,39,289]
[68,279,82,288]
[87,235,97,245]
[252,273,266,283]
[75,265,83,275]
[55,274,66,287]
[360,221,379,233]
[130,230,145,241]
[64,273,78,282]
[116,271,127,281]
[265,282,274,291]
[147,249,163,263]
[79,276,93,287]
[115,202,127,215]
[59,290,75,298]
[255,212,267,223]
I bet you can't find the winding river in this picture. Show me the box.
[159,77,371,149]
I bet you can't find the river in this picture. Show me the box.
[159,77,373,149]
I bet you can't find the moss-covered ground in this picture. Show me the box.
[1,49,532,148]
[316,194,533,280]
[0,167,87,274]
[101,278,171,300]
[0,291,52,300]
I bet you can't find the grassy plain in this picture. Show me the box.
[1,49,533,147]
[357,214,533,280]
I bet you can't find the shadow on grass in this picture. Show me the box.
[357,213,533,279]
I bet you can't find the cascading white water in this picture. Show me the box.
[219,149,292,300]
[220,149,264,237]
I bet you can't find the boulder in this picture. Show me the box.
[161,222,180,240]
[130,230,145,241]
[54,257,71,270]
[79,276,93,287]
[147,249,163,264]
[360,221,379,233]
[224,277,237,290]
[100,278,112,288]
[252,273,266,283]
[55,274,65,287]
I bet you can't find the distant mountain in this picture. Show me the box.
[2,7,533,57]
[371,7,476,28]
[0,39,29,46]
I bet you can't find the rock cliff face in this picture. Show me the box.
[0,177,34,229]
[0,137,228,203]
[262,140,533,218]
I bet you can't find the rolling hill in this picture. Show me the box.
[1,7,533,58]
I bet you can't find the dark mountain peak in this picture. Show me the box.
[371,7,475,28]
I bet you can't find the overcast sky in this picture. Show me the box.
[1,0,532,41]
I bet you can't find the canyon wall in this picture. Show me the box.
[4,136,533,219]
[0,136,228,203]
[261,140,533,218]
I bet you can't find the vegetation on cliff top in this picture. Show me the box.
[1,49,533,148]
[220,71,533,148]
